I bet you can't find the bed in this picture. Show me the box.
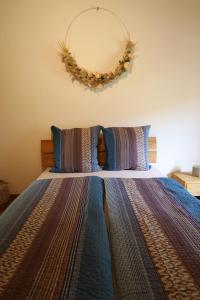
[0,132,200,299]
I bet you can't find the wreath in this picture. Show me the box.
[60,7,135,89]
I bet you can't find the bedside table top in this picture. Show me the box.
[172,172,200,183]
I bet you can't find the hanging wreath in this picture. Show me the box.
[60,7,135,89]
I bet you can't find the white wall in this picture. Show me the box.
[0,0,200,193]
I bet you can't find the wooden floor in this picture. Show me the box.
[0,202,10,214]
[0,195,19,214]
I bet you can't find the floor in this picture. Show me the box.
[0,195,18,214]
[0,201,10,214]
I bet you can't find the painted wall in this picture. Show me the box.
[0,0,200,194]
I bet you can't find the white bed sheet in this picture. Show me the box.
[37,167,165,180]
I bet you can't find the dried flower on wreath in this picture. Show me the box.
[60,40,135,89]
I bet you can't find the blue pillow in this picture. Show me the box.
[51,125,102,172]
[102,125,150,171]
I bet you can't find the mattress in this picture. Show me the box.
[37,166,164,180]
[1,174,200,299]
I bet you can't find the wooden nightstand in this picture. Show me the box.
[172,172,200,196]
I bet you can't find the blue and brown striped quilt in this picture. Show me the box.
[1,176,200,299]
[0,177,114,300]
[104,177,200,299]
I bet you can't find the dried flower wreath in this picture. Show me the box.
[60,7,135,89]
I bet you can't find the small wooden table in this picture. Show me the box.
[172,172,200,196]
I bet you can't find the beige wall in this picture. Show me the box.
[0,0,200,194]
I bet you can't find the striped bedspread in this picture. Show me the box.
[0,177,114,300]
[104,177,200,300]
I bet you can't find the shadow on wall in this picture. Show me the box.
[1,127,44,193]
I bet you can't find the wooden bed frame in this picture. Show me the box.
[41,136,157,169]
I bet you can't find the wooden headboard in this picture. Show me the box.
[41,136,157,169]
